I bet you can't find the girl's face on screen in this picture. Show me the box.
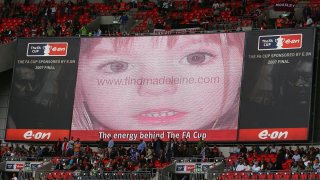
[77,35,243,130]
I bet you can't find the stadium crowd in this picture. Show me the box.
[2,137,320,174]
[0,0,320,44]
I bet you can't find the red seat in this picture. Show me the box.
[219,173,228,180]
[274,172,282,179]
[233,173,241,179]
[283,172,291,180]
[292,172,301,180]
[47,173,53,180]
[258,173,266,179]
[268,153,276,158]
[266,173,274,179]
[308,172,320,179]
[227,172,235,179]
[250,173,258,180]
[240,172,249,180]
[64,172,73,179]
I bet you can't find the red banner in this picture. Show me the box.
[6,129,70,141]
[238,128,308,141]
[70,130,237,142]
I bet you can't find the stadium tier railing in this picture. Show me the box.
[19,168,320,180]
[190,170,320,180]
[19,169,158,180]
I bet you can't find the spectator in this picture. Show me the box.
[94,28,102,36]
[97,138,107,155]
[212,144,219,157]
[270,145,277,154]
[129,145,139,163]
[137,139,147,154]
[305,161,313,171]
[252,161,261,172]
[240,144,247,154]
[55,160,64,170]
[130,0,137,8]
[146,145,153,163]
[74,138,81,156]
[67,137,75,156]
[292,151,301,162]
[154,137,164,157]
[305,15,313,27]
[42,145,50,157]
[275,16,284,29]
[303,5,311,21]
[119,13,129,34]
[46,24,56,36]
[197,137,205,151]
[244,161,251,171]
[11,173,17,180]
[266,162,276,171]
[61,137,69,156]
[79,25,89,36]
[291,162,301,172]
[313,158,320,170]
[55,138,62,156]
[107,137,114,156]
[236,159,246,171]
[84,145,93,157]
[264,145,271,154]
[147,17,154,33]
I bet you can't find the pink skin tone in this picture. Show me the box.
[75,34,243,130]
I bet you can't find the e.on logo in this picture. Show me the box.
[23,130,51,140]
[258,130,288,140]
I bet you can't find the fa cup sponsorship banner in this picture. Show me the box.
[6,38,80,141]
[258,34,302,50]
[238,29,315,141]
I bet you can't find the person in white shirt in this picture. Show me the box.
[292,151,301,162]
[12,173,18,180]
[252,161,261,172]
[244,162,252,171]
[270,145,277,154]
[212,1,219,9]
[236,160,246,171]
[306,15,313,27]
[314,158,320,170]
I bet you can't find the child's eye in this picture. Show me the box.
[99,61,133,74]
[180,52,216,66]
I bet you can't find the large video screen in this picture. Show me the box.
[5,29,316,142]
[70,33,245,141]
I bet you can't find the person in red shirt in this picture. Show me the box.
[61,137,68,156]
[212,144,220,157]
